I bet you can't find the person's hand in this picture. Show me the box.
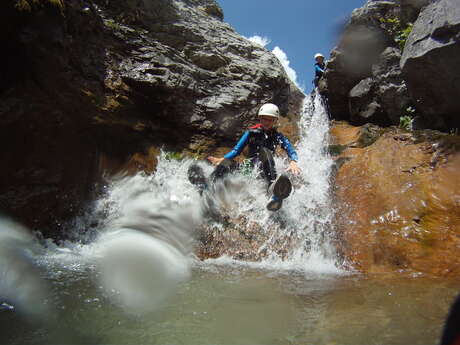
[287,160,301,175]
[207,156,224,166]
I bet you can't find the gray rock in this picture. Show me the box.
[401,0,460,130]
[324,0,398,120]
[348,47,411,126]
[102,0,304,140]
[349,78,386,124]
[400,0,431,24]
[373,47,412,124]
[0,0,304,236]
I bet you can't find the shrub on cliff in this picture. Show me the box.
[14,0,64,12]
[378,16,413,51]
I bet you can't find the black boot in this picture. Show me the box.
[266,174,292,211]
[187,164,208,194]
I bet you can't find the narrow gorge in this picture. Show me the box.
[1,0,460,344]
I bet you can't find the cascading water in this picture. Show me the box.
[268,92,338,270]
[195,92,341,273]
[2,94,457,345]
[1,93,341,316]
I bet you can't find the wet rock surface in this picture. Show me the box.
[323,0,459,132]
[0,0,303,237]
[322,0,398,121]
[331,122,460,276]
[348,47,412,126]
[401,0,460,130]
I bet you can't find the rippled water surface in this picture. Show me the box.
[2,262,459,345]
[2,95,458,345]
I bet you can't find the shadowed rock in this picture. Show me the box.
[323,0,399,121]
[401,0,460,130]
[0,0,304,237]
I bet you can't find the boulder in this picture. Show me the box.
[324,0,398,120]
[0,0,304,237]
[348,47,412,126]
[401,0,460,130]
[373,47,412,125]
[331,122,460,276]
[349,78,385,125]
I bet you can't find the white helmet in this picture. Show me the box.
[258,103,280,119]
[314,53,324,59]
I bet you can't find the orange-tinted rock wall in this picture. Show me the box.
[331,122,460,276]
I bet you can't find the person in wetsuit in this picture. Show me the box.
[206,103,300,210]
[313,53,326,87]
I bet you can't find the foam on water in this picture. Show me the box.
[0,93,344,319]
[194,94,342,274]
[0,218,50,317]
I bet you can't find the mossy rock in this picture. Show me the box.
[14,0,64,12]
[327,144,348,156]
[356,123,385,148]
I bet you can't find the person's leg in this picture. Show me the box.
[257,147,277,185]
[314,76,320,87]
[257,148,292,211]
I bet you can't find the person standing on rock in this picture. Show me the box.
[313,53,326,87]
[188,103,300,211]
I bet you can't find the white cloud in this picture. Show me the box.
[244,36,304,91]
[245,35,271,47]
[271,46,302,90]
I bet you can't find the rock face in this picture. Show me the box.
[331,122,460,276]
[401,0,460,130]
[324,0,460,131]
[322,0,399,122]
[348,47,412,125]
[399,0,430,24]
[0,0,304,237]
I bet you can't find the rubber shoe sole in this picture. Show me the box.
[266,197,283,211]
[271,174,292,199]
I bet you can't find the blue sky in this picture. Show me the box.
[216,0,366,93]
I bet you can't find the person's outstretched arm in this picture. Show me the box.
[207,131,250,166]
[278,133,301,175]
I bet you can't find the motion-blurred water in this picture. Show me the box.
[1,94,457,345]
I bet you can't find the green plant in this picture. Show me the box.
[399,106,416,131]
[104,19,122,31]
[399,115,413,131]
[15,0,64,12]
[164,152,183,161]
[327,144,347,156]
[395,23,413,50]
[379,17,413,50]
[405,106,416,116]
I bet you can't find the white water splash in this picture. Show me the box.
[198,94,342,274]
[33,162,204,314]
[0,218,50,317]
[0,94,342,319]
[279,93,339,270]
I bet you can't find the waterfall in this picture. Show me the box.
[0,93,342,318]
[281,93,339,271]
[200,92,341,273]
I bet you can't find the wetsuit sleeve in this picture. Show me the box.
[315,64,325,74]
[223,131,250,159]
[278,133,299,161]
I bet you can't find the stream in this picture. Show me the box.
[1,94,459,345]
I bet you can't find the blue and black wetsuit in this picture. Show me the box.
[212,124,298,184]
[314,62,326,87]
